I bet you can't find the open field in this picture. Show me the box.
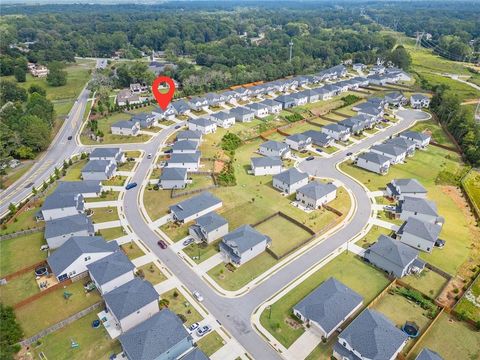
[462,169,480,217]
[0,232,47,277]
[409,120,453,146]
[196,331,224,356]
[0,202,42,236]
[160,288,202,327]
[0,272,39,306]
[137,262,168,285]
[402,269,448,299]
[259,252,390,348]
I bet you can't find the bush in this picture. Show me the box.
[221,132,242,151]
[217,161,236,186]
[177,313,187,323]
[285,113,303,122]
[173,290,179,298]
[341,94,361,106]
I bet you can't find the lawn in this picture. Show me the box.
[137,262,167,285]
[120,242,145,260]
[402,269,448,299]
[102,175,127,187]
[455,275,480,322]
[407,313,480,360]
[62,159,88,181]
[0,202,42,235]
[160,221,191,242]
[117,161,137,172]
[84,191,120,203]
[409,120,453,147]
[31,312,121,360]
[355,226,393,249]
[377,210,403,226]
[0,272,39,306]
[90,207,120,223]
[196,331,224,356]
[259,252,390,348]
[255,215,312,258]
[183,240,220,264]
[124,150,142,158]
[0,232,47,277]
[462,169,480,217]
[15,281,102,338]
[160,288,202,327]
[98,226,125,241]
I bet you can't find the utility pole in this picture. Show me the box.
[289,41,293,62]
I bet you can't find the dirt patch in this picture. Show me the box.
[438,277,466,308]
[213,160,226,173]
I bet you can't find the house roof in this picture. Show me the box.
[169,192,222,222]
[297,181,337,201]
[385,92,404,101]
[211,111,234,121]
[194,212,228,233]
[339,308,408,360]
[55,180,102,195]
[251,156,282,168]
[384,137,416,149]
[229,106,255,116]
[177,130,202,141]
[246,102,268,111]
[294,277,363,334]
[160,167,187,181]
[168,152,201,164]
[190,117,215,127]
[371,144,406,157]
[86,251,134,286]
[45,214,94,240]
[400,197,439,217]
[400,130,431,142]
[415,348,444,360]
[357,151,391,165]
[172,140,199,151]
[411,94,429,102]
[273,168,308,185]
[398,217,442,243]
[90,148,121,159]
[131,112,154,122]
[260,140,289,152]
[390,179,427,194]
[301,130,332,145]
[180,348,210,360]
[323,123,349,133]
[286,133,310,143]
[119,309,189,360]
[82,160,113,173]
[171,99,191,113]
[42,191,82,213]
[222,225,271,254]
[259,99,280,107]
[104,278,158,320]
[48,236,117,275]
[366,235,419,269]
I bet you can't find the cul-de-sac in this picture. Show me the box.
[1,1,479,360]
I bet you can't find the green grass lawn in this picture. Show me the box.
[97,226,125,241]
[0,232,47,277]
[305,336,336,360]
[377,210,404,226]
[137,262,167,285]
[160,220,191,242]
[62,159,88,181]
[407,313,480,360]
[102,175,127,187]
[124,150,142,158]
[455,275,480,322]
[90,207,119,223]
[84,191,120,203]
[196,330,224,356]
[120,242,145,260]
[183,240,220,264]
[15,281,102,338]
[117,161,136,172]
[259,252,390,348]
[462,169,480,216]
[355,226,393,249]
[409,120,454,147]
[402,269,448,299]
[31,312,121,360]
[0,203,42,235]
[0,272,39,306]
[160,288,202,327]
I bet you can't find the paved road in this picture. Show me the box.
[123,109,430,359]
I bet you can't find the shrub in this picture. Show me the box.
[341,94,361,106]
[177,313,187,323]
[173,290,179,298]
[221,133,242,151]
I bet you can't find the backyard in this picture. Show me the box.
[0,203,42,236]
[455,275,480,322]
[90,207,120,224]
[0,232,47,277]
[402,269,448,299]
[159,288,202,327]
[0,272,39,306]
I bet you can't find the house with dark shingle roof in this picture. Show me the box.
[55,180,102,198]
[169,192,222,223]
[152,105,177,121]
[400,131,431,149]
[384,92,407,107]
[81,159,117,181]
[210,111,235,128]
[180,348,210,360]
[111,119,140,136]
[40,190,85,221]
[338,117,365,135]
[296,181,337,209]
[45,214,95,249]
[131,112,156,128]
[189,212,228,244]
[415,348,444,360]
[285,133,312,151]
[364,235,425,278]
[273,168,309,195]
[396,197,444,225]
[48,235,117,282]
[293,277,363,338]
[177,130,202,143]
[321,124,350,142]
[386,178,427,200]
[188,117,217,134]
[410,94,430,109]
[259,99,282,114]
[397,217,442,253]
[188,97,208,111]
[250,156,283,176]
[355,152,391,174]
[258,140,291,158]
[246,102,269,117]
[90,148,124,163]
[87,251,135,294]
[384,137,416,157]
[333,309,409,360]
[301,130,334,148]
[370,143,407,164]
[119,309,193,360]
[159,167,188,189]
[171,99,191,115]
[219,225,271,266]
[166,152,201,171]
[229,106,255,122]
[172,140,199,154]
[104,278,159,333]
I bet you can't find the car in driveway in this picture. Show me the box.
[157,240,168,249]
[196,325,212,337]
[125,182,137,190]
[189,322,200,332]
[315,148,323,153]
[193,291,204,302]
[183,238,194,246]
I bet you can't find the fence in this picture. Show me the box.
[3,260,47,282]
[0,227,44,241]
[331,110,350,118]
[429,141,460,153]
[323,204,343,217]
[405,307,445,359]
[171,184,218,199]
[14,278,73,309]
[460,168,480,221]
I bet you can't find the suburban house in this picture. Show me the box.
[172,140,199,154]
[370,143,407,164]
[129,83,148,93]
[219,225,272,266]
[169,192,222,223]
[415,349,444,360]
[48,235,118,282]
[171,99,191,115]
[90,148,124,163]
[87,251,135,295]
[81,160,117,181]
[321,124,350,142]
[356,151,391,174]
[293,277,363,339]
[180,348,210,360]
[250,156,283,176]
[410,94,431,109]
[333,309,409,360]
[315,87,333,101]
[384,92,407,107]
[131,113,156,128]
[103,278,159,333]
[396,197,444,224]
[118,309,194,360]
[384,137,416,157]
[159,167,188,189]
[364,235,425,278]
[177,130,202,143]
[258,140,291,158]
[273,168,309,195]
[338,117,365,135]
[166,152,201,171]
[232,87,250,101]
[188,97,208,111]
[116,89,143,106]
[396,217,442,252]
[371,64,386,74]
[210,111,236,128]
[353,63,366,71]
[354,102,384,120]
[188,118,217,134]
[111,120,141,136]
[301,88,320,103]
[259,99,282,113]
[400,131,431,149]
[274,94,296,109]
[285,133,312,151]
[229,106,255,123]
[55,180,102,198]
[189,212,229,244]
[386,178,428,200]
[246,102,269,117]
[44,214,95,249]
[40,191,85,221]
[302,130,334,148]
[296,181,337,209]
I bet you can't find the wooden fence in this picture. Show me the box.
[0,227,44,241]
[3,260,47,282]
[14,279,73,309]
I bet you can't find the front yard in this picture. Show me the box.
[355,225,393,249]
[196,330,224,356]
[120,242,145,260]
[137,262,167,285]
[90,207,119,223]
[97,226,126,241]
[159,288,203,327]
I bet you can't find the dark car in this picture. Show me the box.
[67,136,73,140]
[316,148,323,153]
[125,182,137,190]
[435,239,446,248]
[306,156,314,161]
[157,240,168,249]
[175,125,181,129]
[346,152,353,156]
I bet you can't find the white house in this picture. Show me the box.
[356,152,391,175]
[111,120,140,136]
[40,191,85,221]
[210,111,235,128]
[246,102,270,118]
[396,217,442,253]
[250,156,283,176]
[410,94,430,109]
[87,251,135,294]
[159,167,188,189]
[296,182,337,209]
[322,124,350,142]
[258,141,291,158]
[285,133,312,151]
[273,168,309,195]
[166,152,201,171]
[229,107,255,122]
[169,192,222,223]
[44,214,95,249]
[171,140,199,154]
[386,178,428,200]
[370,144,407,164]
[188,212,229,244]
[90,148,124,163]
[400,131,431,149]
[397,197,444,225]
[81,160,116,181]
[188,117,217,134]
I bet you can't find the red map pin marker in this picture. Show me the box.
[152,76,176,111]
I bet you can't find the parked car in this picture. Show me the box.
[67,135,73,140]
[175,125,181,129]
[193,291,204,302]
[188,322,200,332]
[157,240,168,249]
[183,238,194,246]
[435,239,446,248]
[196,325,212,337]
[306,156,314,161]
[316,148,323,153]
[125,182,137,190]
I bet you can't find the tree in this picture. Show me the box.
[14,67,26,82]
[18,115,51,152]
[0,304,23,360]
[388,45,411,70]
[0,80,27,106]
[26,93,55,127]
[28,84,46,96]
[46,62,67,87]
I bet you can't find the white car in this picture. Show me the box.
[193,291,204,302]
[147,153,153,159]
[188,322,200,332]
[196,325,212,337]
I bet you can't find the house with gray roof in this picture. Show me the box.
[111,119,140,136]
[364,235,425,278]
[204,93,225,107]
[338,117,365,135]
[293,277,363,339]
[104,278,159,333]
[87,251,135,294]
[385,92,407,107]
[40,190,85,221]
[229,106,255,122]
[250,156,283,176]
[116,89,143,106]
[273,168,309,195]
[397,217,442,253]
[260,99,282,114]
[356,151,391,175]
[119,309,193,360]
[172,140,199,154]
[314,87,334,100]
[334,309,408,360]
[384,137,416,157]
[188,97,208,111]
[189,212,228,244]
[274,94,297,109]
[180,348,210,360]
[400,131,431,149]
[210,111,235,128]
[81,159,117,181]
[321,124,350,142]
[258,140,291,158]
[188,117,217,134]
[291,91,309,105]
[301,130,334,148]
[415,349,444,360]
[131,112,156,128]
[285,133,312,151]
[48,235,117,282]
[177,130,202,143]
[90,148,124,163]
[219,225,272,266]
[166,152,201,171]
[55,180,102,198]
[246,102,269,117]
[296,181,337,209]
[232,87,250,100]
[152,105,177,121]
[353,63,367,71]
[171,99,191,115]
[159,168,188,189]
[386,179,427,200]
[301,88,321,103]
[356,102,384,120]
[396,197,444,225]
[45,214,95,249]
[169,192,222,223]
[370,143,407,164]
[410,94,430,109]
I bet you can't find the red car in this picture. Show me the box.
[157,240,168,249]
